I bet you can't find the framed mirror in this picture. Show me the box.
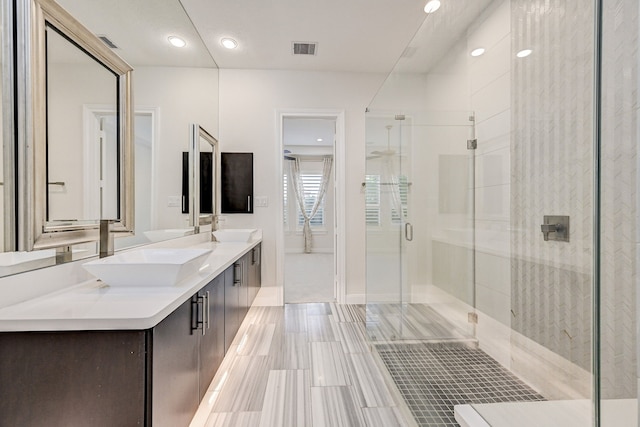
[57,0,219,248]
[21,0,134,250]
[189,124,218,233]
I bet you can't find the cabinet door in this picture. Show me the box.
[221,152,253,213]
[224,264,240,352]
[151,297,200,427]
[199,274,225,400]
[248,244,262,305]
[238,255,249,319]
[0,331,145,427]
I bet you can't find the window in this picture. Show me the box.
[283,171,326,230]
[297,174,324,227]
[283,173,288,225]
[391,175,409,223]
[365,174,409,226]
[365,175,380,225]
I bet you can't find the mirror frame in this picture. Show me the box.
[190,124,218,233]
[18,0,134,250]
[2,0,16,251]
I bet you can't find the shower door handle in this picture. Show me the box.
[405,222,413,241]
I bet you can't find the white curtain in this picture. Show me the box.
[289,157,333,253]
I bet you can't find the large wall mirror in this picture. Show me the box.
[55,0,219,251]
[22,0,134,250]
[0,0,219,277]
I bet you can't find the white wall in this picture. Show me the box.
[218,69,385,299]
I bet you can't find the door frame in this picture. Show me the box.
[276,109,346,304]
[83,105,160,227]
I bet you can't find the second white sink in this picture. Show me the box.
[83,248,212,287]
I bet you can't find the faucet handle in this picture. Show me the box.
[541,216,570,242]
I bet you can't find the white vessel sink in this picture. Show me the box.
[143,228,194,242]
[0,250,56,276]
[212,229,257,243]
[83,248,212,287]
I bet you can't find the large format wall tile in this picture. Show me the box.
[511,0,638,398]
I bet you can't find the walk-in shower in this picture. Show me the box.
[365,0,638,426]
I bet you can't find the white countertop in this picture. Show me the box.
[0,239,261,332]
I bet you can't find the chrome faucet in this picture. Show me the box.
[99,220,115,258]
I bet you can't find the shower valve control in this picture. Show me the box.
[541,215,570,242]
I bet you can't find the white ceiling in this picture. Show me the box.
[179,0,429,73]
[56,0,216,67]
[55,0,489,75]
[283,118,335,149]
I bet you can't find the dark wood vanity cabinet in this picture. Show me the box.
[248,244,262,304]
[151,274,226,426]
[224,245,261,352]
[198,273,226,400]
[221,152,254,213]
[0,251,260,427]
[0,330,147,427]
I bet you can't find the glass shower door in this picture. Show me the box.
[365,116,404,341]
[365,111,476,342]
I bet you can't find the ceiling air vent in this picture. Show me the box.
[97,35,118,49]
[292,42,317,56]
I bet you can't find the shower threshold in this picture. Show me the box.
[455,398,636,427]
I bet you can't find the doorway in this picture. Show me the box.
[282,116,336,303]
[84,108,157,249]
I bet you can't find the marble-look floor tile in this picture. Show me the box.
[337,321,370,354]
[308,314,339,342]
[235,323,276,356]
[311,386,366,427]
[347,352,396,408]
[307,302,332,315]
[248,306,285,326]
[310,341,351,386]
[284,305,308,333]
[331,303,366,323]
[204,411,262,427]
[259,370,310,427]
[191,303,418,427]
[212,356,271,412]
[362,407,408,427]
[277,332,310,369]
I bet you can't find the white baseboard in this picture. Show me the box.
[252,286,283,306]
[345,293,366,304]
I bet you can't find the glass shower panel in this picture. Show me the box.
[365,116,404,341]
[364,0,598,425]
[365,111,475,342]
[599,0,639,425]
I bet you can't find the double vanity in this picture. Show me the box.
[0,231,262,427]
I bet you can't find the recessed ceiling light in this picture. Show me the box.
[168,36,186,48]
[470,48,485,57]
[221,38,238,49]
[424,0,441,13]
[516,49,532,58]
[317,138,323,142]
